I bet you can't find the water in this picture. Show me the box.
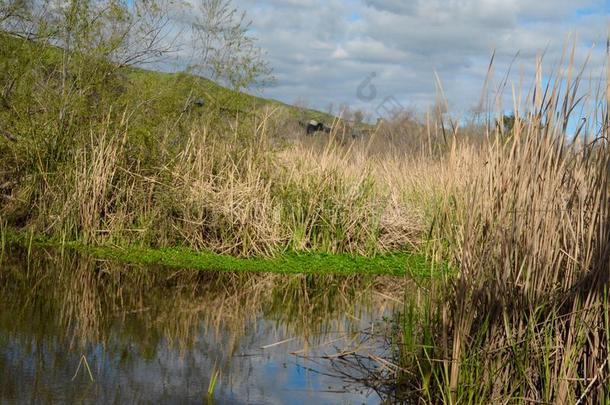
[0,246,405,404]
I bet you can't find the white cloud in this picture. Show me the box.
[231,0,609,117]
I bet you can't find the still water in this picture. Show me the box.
[0,247,405,404]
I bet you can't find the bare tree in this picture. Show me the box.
[113,0,183,67]
[189,0,273,90]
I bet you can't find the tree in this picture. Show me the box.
[0,0,185,169]
[188,0,273,91]
[352,109,364,124]
[0,0,32,32]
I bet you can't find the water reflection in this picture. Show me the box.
[0,246,406,404]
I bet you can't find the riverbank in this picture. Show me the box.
[2,227,436,276]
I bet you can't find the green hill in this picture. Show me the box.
[0,30,339,143]
[126,66,338,124]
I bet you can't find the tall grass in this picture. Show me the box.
[3,22,608,402]
[0,28,462,258]
[2,103,447,256]
[395,53,610,403]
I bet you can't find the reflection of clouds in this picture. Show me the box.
[0,251,402,404]
[0,301,387,404]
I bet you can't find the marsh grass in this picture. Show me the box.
[1,30,463,259]
[384,49,610,403]
[328,51,610,403]
[2,102,447,257]
[3,20,609,403]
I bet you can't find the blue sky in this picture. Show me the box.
[229,0,609,118]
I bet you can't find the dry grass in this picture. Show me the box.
[406,53,610,403]
[3,104,458,257]
[2,32,608,403]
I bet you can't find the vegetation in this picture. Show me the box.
[0,0,397,258]
[316,54,610,402]
[381,55,610,402]
[1,0,610,402]
[3,227,431,275]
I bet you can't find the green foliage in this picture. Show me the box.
[0,0,277,174]
[277,167,382,254]
[0,1,400,259]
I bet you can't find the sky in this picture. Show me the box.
[227,0,610,119]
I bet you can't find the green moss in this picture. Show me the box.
[4,228,438,276]
[87,245,430,276]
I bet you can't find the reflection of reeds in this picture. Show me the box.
[71,355,94,382]
[0,219,5,262]
[0,247,406,362]
[207,365,219,399]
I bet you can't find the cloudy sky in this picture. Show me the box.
[227,0,609,118]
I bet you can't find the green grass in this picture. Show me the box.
[126,66,355,127]
[4,228,436,276]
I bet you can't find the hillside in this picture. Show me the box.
[0,30,339,141]
[127,66,339,124]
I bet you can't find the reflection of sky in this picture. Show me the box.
[0,310,387,404]
[0,262,397,404]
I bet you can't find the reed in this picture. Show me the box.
[3,19,608,402]
[3,104,449,257]
[392,49,610,403]
[207,365,220,399]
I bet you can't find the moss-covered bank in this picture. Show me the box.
[2,228,435,276]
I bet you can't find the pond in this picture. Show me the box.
[0,246,408,404]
